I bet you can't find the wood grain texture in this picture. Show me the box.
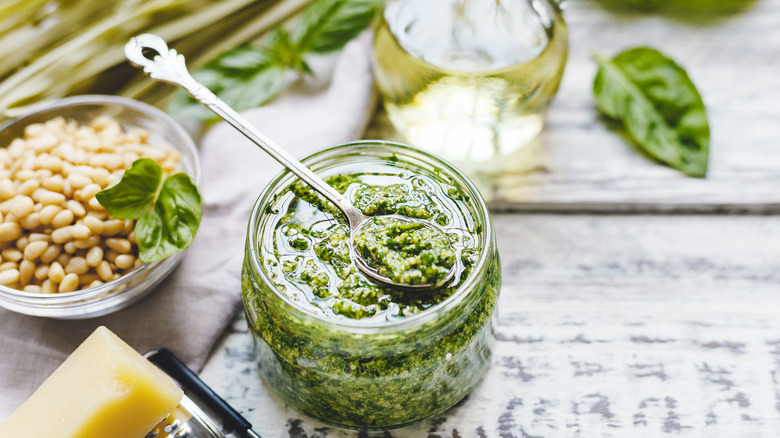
[200,214,780,436]
[363,0,780,212]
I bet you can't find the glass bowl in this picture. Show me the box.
[0,95,201,319]
[242,141,501,429]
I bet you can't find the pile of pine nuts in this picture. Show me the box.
[0,115,181,293]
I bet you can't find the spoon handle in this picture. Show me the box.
[124,33,357,222]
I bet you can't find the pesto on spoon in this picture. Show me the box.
[124,33,456,290]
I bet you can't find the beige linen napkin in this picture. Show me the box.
[0,33,376,419]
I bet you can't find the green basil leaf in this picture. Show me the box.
[96,158,162,219]
[217,44,274,72]
[167,44,287,121]
[593,47,710,177]
[219,65,287,111]
[165,0,379,121]
[166,69,226,121]
[136,173,203,263]
[266,28,312,74]
[291,0,382,54]
[166,91,215,121]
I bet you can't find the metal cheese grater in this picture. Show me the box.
[144,349,262,438]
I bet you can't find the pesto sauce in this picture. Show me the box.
[242,156,500,429]
[353,216,456,286]
[269,172,477,320]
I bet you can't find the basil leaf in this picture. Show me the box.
[167,60,285,121]
[217,45,275,72]
[97,159,203,263]
[166,0,379,121]
[219,65,287,111]
[136,173,203,263]
[593,47,710,177]
[291,0,382,54]
[96,158,162,219]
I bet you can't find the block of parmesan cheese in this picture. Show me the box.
[0,326,183,438]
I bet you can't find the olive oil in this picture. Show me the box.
[372,0,568,163]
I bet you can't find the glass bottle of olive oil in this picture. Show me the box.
[372,0,568,163]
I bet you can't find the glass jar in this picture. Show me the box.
[372,0,568,164]
[241,141,500,429]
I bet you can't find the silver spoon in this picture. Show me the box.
[124,33,455,290]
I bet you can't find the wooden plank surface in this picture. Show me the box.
[363,0,780,212]
[201,214,780,436]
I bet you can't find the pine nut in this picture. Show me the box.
[34,265,49,281]
[97,261,113,282]
[0,269,20,285]
[23,285,41,293]
[36,190,66,206]
[14,236,28,251]
[103,220,123,235]
[19,212,41,230]
[105,238,131,253]
[39,244,61,264]
[28,233,50,242]
[41,279,56,294]
[65,200,86,217]
[115,254,135,270]
[11,196,34,218]
[52,209,74,228]
[82,216,104,234]
[73,236,100,249]
[0,223,22,242]
[0,262,17,271]
[56,253,70,267]
[86,246,103,267]
[19,260,34,285]
[23,241,48,260]
[70,224,91,240]
[15,170,35,181]
[67,174,92,189]
[51,227,73,244]
[0,179,15,200]
[66,257,89,275]
[48,262,65,283]
[39,205,62,225]
[87,197,104,210]
[0,199,14,214]
[79,184,102,201]
[59,273,79,292]
[2,248,22,262]
[42,175,65,193]
[18,179,39,197]
[64,241,77,254]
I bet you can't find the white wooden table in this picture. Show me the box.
[200,1,780,436]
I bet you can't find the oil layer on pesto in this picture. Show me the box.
[267,171,478,320]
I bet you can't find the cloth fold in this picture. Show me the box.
[0,33,375,419]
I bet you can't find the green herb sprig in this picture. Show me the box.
[593,47,710,177]
[167,0,382,121]
[96,159,202,263]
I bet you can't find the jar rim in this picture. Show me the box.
[246,140,494,334]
